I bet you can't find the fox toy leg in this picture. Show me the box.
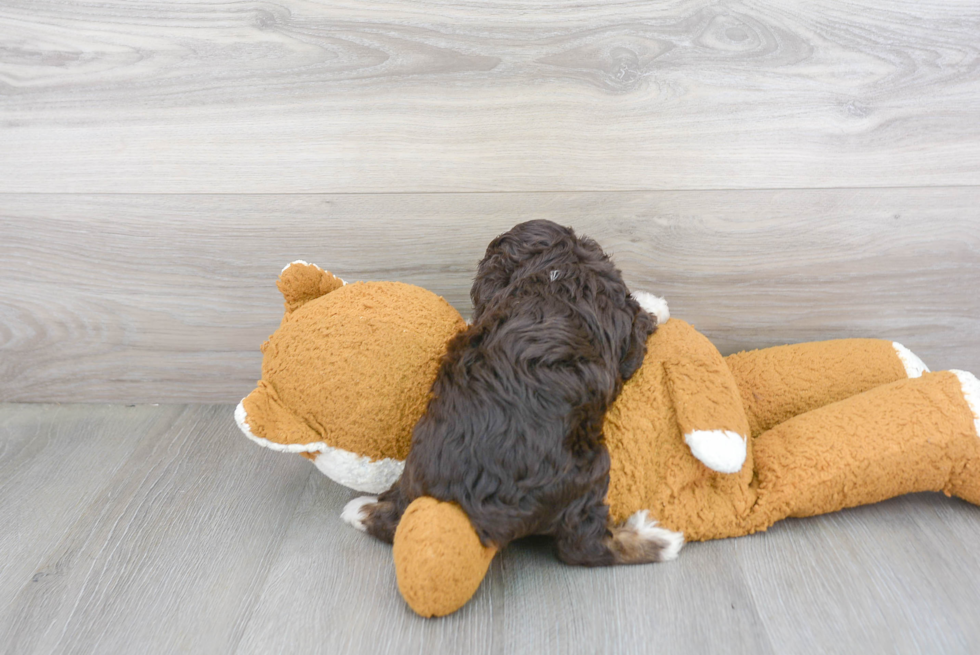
[746,370,980,534]
[726,339,927,437]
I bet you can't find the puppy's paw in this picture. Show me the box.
[610,510,684,563]
[341,495,378,532]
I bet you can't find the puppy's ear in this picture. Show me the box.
[620,297,655,380]
[470,256,509,320]
[470,239,519,319]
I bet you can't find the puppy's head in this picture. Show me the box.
[470,220,575,316]
[471,220,655,381]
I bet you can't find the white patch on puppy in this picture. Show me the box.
[684,429,747,474]
[631,291,669,325]
[342,496,379,532]
[624,510,684,561]
[893,342,929,378]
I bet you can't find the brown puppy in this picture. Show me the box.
[344,220,682,566]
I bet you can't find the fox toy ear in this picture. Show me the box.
[277,260,345,314]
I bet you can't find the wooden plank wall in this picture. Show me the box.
[1,0,978,403]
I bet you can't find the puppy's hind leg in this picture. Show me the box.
[555,487,683,566]
[342,481,410,543]
[607,510,684,563]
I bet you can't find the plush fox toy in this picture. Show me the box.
[236,262,980,618]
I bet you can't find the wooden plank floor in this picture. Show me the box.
[2,403,979,655]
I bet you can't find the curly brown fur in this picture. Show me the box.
[356,220,664,565]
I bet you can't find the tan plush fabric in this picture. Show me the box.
[606,320,979,541]
[752,371,980,522]
[726,339,908,437]
[393,498,497,618]
[241,266,465,461]
[663,324,751,439]
[605,319,756,540]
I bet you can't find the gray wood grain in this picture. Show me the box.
[0,404,171,612]
[2,403,980,654]
[2,189,978,403]
[736,495,980,654]
[235,469,500,655]
[500,535,773,655]
[2,0,979,192]
[0,404,311,655]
